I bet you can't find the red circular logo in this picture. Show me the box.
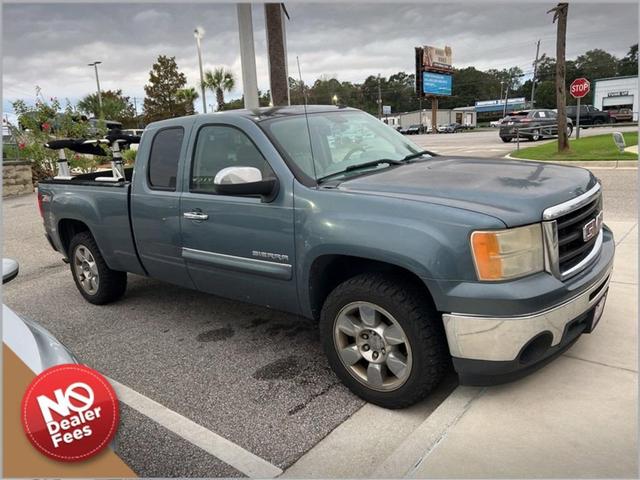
[21,364,119,462]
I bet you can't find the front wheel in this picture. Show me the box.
[69,231,127,305]
[500,136,512,143]
[320,273,449,409]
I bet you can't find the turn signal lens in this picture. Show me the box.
[471,224,544,281]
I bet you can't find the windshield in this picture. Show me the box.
[262,110,427,181]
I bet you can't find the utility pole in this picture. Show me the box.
[377,74,382,119]
[88,61,103,118]
[194,27,207,113]
[531,39,541,108]
[237,4,259,110]
[549,3,569,152]
[431,96,438,134]
[502,77,510,118]
[265,3,290,106]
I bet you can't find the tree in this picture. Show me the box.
[176,87,199,115]
[12,91,102,180]
[143,55,188,123]
[77,89,136,125]
[204,68,235,110]
[618,44,638,76]
[549,2,569,152]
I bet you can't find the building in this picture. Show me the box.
[396,108,477,129]
[593,76,638,121]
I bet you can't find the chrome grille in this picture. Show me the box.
[556,195,602,272]
[542,184,603,280]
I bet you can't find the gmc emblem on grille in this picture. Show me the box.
[582,211,604,242]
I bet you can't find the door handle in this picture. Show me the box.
[183,211,209,221]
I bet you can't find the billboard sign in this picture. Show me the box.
[423,72,452,96]
[382,105,391,115]
[422,45,453,71]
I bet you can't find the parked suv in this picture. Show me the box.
[499,109,573,142]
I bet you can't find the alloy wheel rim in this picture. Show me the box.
[333,301,412,392]
[74,245,99,294]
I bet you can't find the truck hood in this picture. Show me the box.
[337,157,598,227]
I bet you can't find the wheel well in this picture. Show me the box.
[308,255,434,320]
[58,219,91,255]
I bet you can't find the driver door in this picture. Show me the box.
[180,122,297,313]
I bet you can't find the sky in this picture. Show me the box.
[2,2,638,118]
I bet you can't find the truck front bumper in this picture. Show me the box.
[443,228,614,386]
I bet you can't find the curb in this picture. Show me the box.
[373,386,485,477]
[503,153,638,169]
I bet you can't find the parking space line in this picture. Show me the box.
[108,377,283,478]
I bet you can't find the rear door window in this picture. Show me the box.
[148,127,184,190]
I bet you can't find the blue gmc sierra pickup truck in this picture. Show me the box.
[37,105,614,408]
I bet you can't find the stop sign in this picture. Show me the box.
[570,78,590,98]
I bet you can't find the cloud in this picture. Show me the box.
[2,2,637,115]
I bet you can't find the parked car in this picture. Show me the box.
[490,117,507,128]
[499,109,573,142]
[565,105,611,127]
[441,123,463,133]
[37,105,613,409]
[402,124,425,135]
[609,108,634,123]
[3,259,78,373]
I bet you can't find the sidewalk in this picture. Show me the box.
[284,221,638,478]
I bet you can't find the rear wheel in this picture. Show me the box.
[320,273,449,409]
[567,124,574,137]
[531,129,541,141]
[69,231,127,305]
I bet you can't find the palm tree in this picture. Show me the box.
[176,87,199,115]
[204,68,235,111]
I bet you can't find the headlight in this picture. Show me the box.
[470,224,544,281]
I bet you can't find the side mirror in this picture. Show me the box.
[3,258,19,284]
[213,166,279,201]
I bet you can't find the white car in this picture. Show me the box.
[490,118,507,128]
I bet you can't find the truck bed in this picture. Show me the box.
[37,166,146,276]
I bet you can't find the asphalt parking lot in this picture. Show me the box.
[3,134,637,476]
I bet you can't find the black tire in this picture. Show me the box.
[69,231,127,305]
[567,124,574,137]
[500,136,512,143]
[531,129,541,141]
[320,273,450,409]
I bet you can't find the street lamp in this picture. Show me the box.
[332,94,338,105]
[194,27,207,114]
[88,61,103,118]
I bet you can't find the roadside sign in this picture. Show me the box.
[570,78,590,98]
[423,72,452,96]
[612,132,626,152]
[570,78,590,139]
[382,105,391,115]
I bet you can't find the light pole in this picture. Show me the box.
[88,61,103,118]
[194,27,207,113]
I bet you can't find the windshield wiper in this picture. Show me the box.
[344,158,403,172]
[401,150,437,161]
[317,159,402,184]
